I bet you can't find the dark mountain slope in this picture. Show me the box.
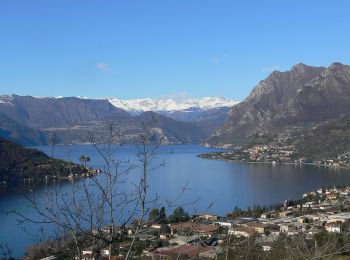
[209,63,350,146]
[0,112,47,145]
[136,111,212,143]
[158,106,231,124]
[0,137,84,182]
[0,95,131,128]
[290,115,350,160]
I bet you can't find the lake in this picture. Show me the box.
[1,144,350,257]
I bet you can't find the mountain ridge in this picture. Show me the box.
[208,62,350,158]
[0,95,238,114]
[0,95,234,145]
[0,112,47,145]
[108,96,238,114]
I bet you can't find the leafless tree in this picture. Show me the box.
[0,242,14,260]
[5,120,272,260]
[8,122,136,259]
[279,231,350,259]
[7,118,197,259]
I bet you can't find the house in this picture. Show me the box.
[228,226,255,237]
[261,242,273,252]
[279,224,299,234]
[137,229,157,241]
[244,222,267,234]
[269,226,281,236]
[317,188,325,194]
[80,247,116,260]
[169,235,199,246]
[327,212,350,223]
[304,201,316,208]
[261,211,275,219]
[153,245,214,259]
[326,194,337,200]
[170,222,219,237]
[298,217,311,224]
[261,212,269,219]
[279,224,289,233]
[151,223,162,229]
[287,228,299,236]
[279,210,293,218]
[81,246,99,260]
[192,213,219,221]
[325,224,341,233]
[214,220,235,228]
[101,248,113,257]
[127,228,135,236]
[160,233,170,240]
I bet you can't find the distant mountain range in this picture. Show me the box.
[208,62,350,160]
[3,61,349,161]
[108,96,237,114]
[109,97,238,125]
[0,95,237,145]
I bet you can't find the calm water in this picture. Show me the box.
[1,144,350,257]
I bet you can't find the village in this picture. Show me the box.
[199,145,350,169]
[35,185,350,259]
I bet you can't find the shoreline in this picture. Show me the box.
[0,168,101,191]
[198,154,350,171]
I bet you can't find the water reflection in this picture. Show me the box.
[0,145,350,257]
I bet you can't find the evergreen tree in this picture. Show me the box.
[169,207,189,223]
[149,208,160,222]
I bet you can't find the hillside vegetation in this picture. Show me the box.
[0,137,84,183]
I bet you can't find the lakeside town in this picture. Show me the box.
[21,185,350,259]
[199,144,350,169]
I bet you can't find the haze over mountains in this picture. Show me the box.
[0,95,237,145]
[1,61,350,160]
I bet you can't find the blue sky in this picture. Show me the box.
[0,0,349,100]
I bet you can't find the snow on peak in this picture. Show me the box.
[0,95,14,105]
[108,97,238,114]
[0,95,239,113]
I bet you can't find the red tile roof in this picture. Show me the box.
[170,222,219,234]
[154,245,213,258]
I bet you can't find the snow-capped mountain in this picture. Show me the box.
[0,95,14,104]
[0,95,238,113]
[108,97,238,115]
[0,94,239,145]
